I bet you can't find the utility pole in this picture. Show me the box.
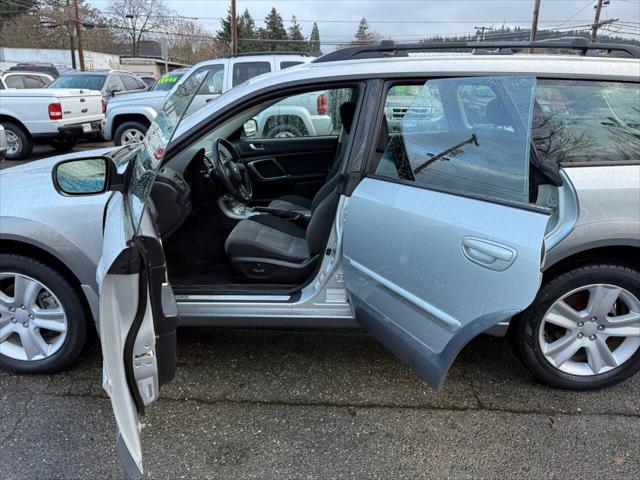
[474,25,493,42]
[72,0,85,70]
[591,0,605,41]
[230,0,238,55]
[530,0,541,42]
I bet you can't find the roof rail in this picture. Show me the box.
[314,38,640,62]
[229,51,318,58]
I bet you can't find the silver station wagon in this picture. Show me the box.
[0,39,639,476]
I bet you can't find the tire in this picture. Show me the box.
[265,120,306,139]
[114,121,148,146]
[511,262,640,390]
[0,254,89,374]
[49,137,78,152]
[1,122,33,160]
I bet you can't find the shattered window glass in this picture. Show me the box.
[376,76,537,204]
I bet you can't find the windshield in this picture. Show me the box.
[152,72,185,91]
[49,74,106,90]
[125,69,211,234]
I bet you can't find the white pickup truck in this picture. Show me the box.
[0,88,104,160]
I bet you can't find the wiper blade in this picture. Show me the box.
[414,134,479,175]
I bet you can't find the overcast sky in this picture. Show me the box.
[89,0,640,51]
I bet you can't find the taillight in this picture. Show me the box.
[101,98,106,114]
[317,94,327,115]
[48,102,63,120]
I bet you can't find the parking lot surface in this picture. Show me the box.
[1,328,639,480]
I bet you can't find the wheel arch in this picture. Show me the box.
[111,113,152,138]
[0,114,31,139]
[544,244,640,278]
[0,237,98,327]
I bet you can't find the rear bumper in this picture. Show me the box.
[32,120,102,141]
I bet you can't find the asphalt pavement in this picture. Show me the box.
[1,328,639,480]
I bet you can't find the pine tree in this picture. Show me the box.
[288,16,305,52]
[354,17,375,45]
[238,8,257,52]
[261,7,288,51]
[309,22,321,53]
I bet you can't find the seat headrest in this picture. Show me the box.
[485,98,511,128]
[376,115,389,153]
[339,102,357,134]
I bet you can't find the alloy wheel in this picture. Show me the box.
[539,283,640,376]
[5,130,22,156]
[0,272,68,361]
[121,128,146,145]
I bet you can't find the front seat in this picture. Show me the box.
[224,115,390,284]
[225,191,340,283]
[267,101,357,214]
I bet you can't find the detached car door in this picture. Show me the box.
[76,70,209,477]
[343,76,551,391]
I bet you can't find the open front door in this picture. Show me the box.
[96,69,211,477]
[343,76,551,391]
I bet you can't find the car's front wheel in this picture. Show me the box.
[512,262,640,390]
[0,254,89,374]
[114,121,148,146]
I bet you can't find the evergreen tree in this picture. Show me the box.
[288,16,305,52]
[354,17,376,45]
[216,7,258,53]
[308,22,321,53]
[261,7,288,51]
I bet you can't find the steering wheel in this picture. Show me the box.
[209,137,253,202]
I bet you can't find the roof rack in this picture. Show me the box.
[314,38,640,62]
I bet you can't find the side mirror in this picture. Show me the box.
[109,87,122,97]
[243,119,258,138]
[52,157,123,196]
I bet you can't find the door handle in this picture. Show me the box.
[461,237,517,271]
[249,143,265,151]
[205,98,214,103]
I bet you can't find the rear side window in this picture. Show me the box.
[280,61,303,69]
[4,75,25,88]
[533,80,639,165]
[232,61,270,87]
[375,76,537,204]
[121,74,144,90]
[196,65,224,95]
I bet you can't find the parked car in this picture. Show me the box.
[0,87,104,159]
[1,39,639,476]
[7,62,70,78]
[0,125,6,161]
[101,53,314,146]
[0,71,54,89]
[151,69,188,92]
[47,70,148,103]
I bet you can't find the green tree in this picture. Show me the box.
[353,17,378,45]
[261,7,287,51]
[288,16,305,52]
[308,21,321,53]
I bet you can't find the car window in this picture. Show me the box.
[4,75,25,89]
[120,74,143,90]
[280,61,303,69]
[533,80,639,165]
[24,75,50,88]
[48,74,106,90]
[196,65,224,95]
[153,72,184,91]
[105,74,125,93]
[375,77,537,204]
[246,88,354,139]
[232,61,271,87]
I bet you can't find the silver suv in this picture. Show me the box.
[0,38,639,475]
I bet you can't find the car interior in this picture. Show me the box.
[149,78,562,296]
[150,85,368,294]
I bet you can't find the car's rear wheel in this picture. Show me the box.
[114,121,148,146]
[512,263,640,390]
[2,122,32,160]
[0,254,89,374]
